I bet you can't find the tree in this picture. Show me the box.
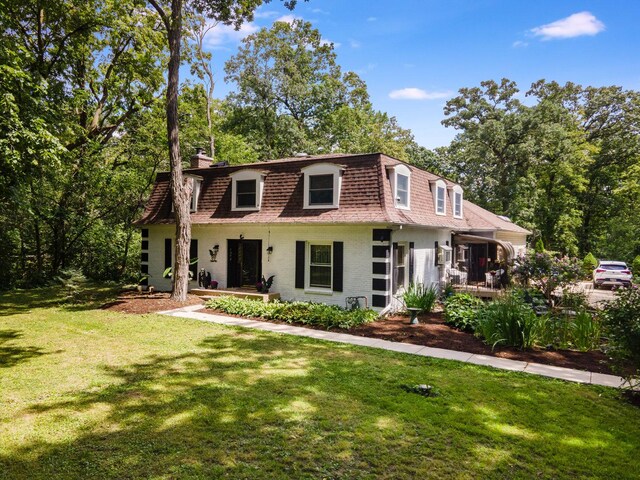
[0,0,167,284]
[224,19,369,159]
[146,0,301,300]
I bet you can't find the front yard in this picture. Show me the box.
[1,288,640,479]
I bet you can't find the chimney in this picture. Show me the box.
[190,147,213,168]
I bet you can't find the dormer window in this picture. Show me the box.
[230,170,265,211]
[302,163,343,209]
[186,174,203,213]
[452,185,463,218]
[391,164,411,210]
[433,179,446,215]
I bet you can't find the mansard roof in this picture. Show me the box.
[137,152,530,235]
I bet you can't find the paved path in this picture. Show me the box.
[160,305,624,389]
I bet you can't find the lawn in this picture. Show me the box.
[1,288,639,479]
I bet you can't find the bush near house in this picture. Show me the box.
[475,294,540,349]
[602,287,640,388]
[402,283,438,314]
[206,296,378,330]
[511,251,582,302]
[443,293,484,332]
[457,289,602,352]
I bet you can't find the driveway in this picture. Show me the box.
[575,281,617,307]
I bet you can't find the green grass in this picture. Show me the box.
[1,288,639,479]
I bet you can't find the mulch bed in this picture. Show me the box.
[101,291,204,314]
[347,312,613,374]
[103,293,613,374]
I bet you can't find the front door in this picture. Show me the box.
[468,243,488,282]
[227,239,262,288]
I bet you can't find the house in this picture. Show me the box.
[137,152,530,311]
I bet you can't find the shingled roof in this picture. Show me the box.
[137,152,530,234]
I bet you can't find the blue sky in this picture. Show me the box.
[203,1,640,149]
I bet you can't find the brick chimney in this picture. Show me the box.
[190,147,213,168]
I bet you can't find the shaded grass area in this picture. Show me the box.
[1,289,640,479]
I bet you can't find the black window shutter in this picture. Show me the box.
[189,239,198,279]
[392,242,398,292]
[164,238,172,270]
[333,241,343,292]
[434,241,439,266]
[409,242,415,283]
[295,241,305,289]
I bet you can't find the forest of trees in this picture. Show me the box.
[1,1,639,290]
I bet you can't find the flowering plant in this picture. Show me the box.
[511,251,581,301]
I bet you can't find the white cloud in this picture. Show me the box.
[531,11,605,40]
[367,16,377,22]
[349,39,361,49]
[311,8,329,14]
[203,21,259,48]
[275,14,302,24]
[389,88,452,100]
[512,40,529,48]
[254,10,278,19]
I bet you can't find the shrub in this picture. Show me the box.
[444,293,484,332]
[633,255,640,282]
[536,310,601,352]
[512,251,582,302]
[403,283,438,314]
[602,287,640,388]
[205,296,378,330]
[571,309,601,352]
[582,252,598,278]
[475,293,540,349]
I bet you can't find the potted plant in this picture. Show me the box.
[256,275,275,293]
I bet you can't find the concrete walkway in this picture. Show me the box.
[160,305,624,389]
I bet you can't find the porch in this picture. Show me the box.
[451,283,505,300]
[191,287,281,303]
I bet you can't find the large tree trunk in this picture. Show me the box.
[166,1,192,301]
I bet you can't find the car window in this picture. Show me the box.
[599,264,628,271]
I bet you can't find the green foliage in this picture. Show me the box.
[402,283,438,314]
[536,310,601,352]
[475,294,540,349]
[602,287,640,387]
[443,293,484,332]
[633,255,640,281]
[442,78,640,259]
[534,238,545,253]
[512,251,582,301]
[582,252,598,278]
[206,296,378,330]
[223,19,414,160]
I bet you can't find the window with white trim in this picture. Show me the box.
[308,242,332,289]
[433,179,446,215]
[230,170,265,211]
[391,164,411,209]
[190,180,201,212]
[302,163,343,209]
[392,243,407,293]
[452,185,463,218]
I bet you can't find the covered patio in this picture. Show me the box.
[449,233,516,289]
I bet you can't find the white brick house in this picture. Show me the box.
[137,153,530,310]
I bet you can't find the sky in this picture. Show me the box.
[202,0,640,149]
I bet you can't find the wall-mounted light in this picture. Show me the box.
[266,246,274,254]
[209,244,219,262]
[239,234,244,240]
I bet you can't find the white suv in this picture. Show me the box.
[593,261,633,289]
